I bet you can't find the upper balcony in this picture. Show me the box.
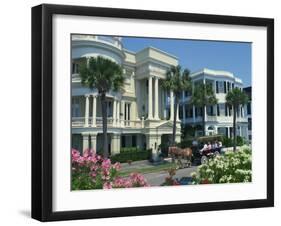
[184,115,248,124]
[72,35,123,50]
[72,117,144,129]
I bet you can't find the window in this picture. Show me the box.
[179,106,183,119]
[225,103,228,116]
[208,126,214,130]
[125,103,131,120]
[186,105,193,118]
[248,118,252,130]
[230,127,233,138]
[184,91,191,97]
[132,135,136,147]
[107,101,112,117]
[224,81,227,93]
[216,81,219,93]
[247,102,251,115]
[227,82,230,92]
[216,81,225,93]
[122,136,126,147]
[72,104,80,117]
[195,107,202,117]
[228,105,232,116]
[217,104,220,116]
[207,105,214,116]
[72,62,79,74]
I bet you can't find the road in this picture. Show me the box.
[143,166,198,186]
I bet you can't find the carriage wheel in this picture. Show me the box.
[214,151,220,157]
[201,156,208,165]
[177,158,184,169]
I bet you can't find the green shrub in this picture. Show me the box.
[222,136,233,147]
[178,139,193,148]
[236,136,245,146]
[193,145,252,184]
[110,148,151,163]
[120,147,141,153]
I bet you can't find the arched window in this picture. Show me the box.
[208,126,214,130]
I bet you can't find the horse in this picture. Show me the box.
[168,146,193,168]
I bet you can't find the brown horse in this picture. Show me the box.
[168,146,193,168]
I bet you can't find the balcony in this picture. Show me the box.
[72,35,122,50]
[183,115,247,124]
[72,117,144,129]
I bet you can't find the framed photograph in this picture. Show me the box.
[32,4,274,221]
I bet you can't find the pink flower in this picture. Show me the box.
[71,149,81,162]
[102,158,111,169]
[103,182,112,189]
[113,162,121,171]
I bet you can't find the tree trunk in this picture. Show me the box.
[233,105,237,152]
[100,92,109,158]
[202,105,206,136]
[172,95,178,145]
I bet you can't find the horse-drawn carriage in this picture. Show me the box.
[168,146,193,169]
[191,135,223,165]
[167,135,223,167]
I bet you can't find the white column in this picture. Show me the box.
[148,76,153,119]
[182,104,186,124]
[116,100,120,126]
[84,95,90,127]
[176,103,180,121]
[192,105,196,123]
[92,95,96,127]
[154,77,160,120]
[162,88,165,119]
[111,134,120,155]
[204,106,207,122]
[90,133,97,153]
[175,134,181,144]
[169,91,174,120]
[126,103,130,126]
[82,133,89,153]
[113,99,117,126]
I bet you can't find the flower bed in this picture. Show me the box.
[72,148,149,190]
[192,145,252,184]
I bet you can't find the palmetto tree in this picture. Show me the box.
[190,83,217,136]
[161,65,192,145]
[226,87,248,151]
[79,56,124,158]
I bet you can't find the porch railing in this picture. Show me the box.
[72,117,144,128]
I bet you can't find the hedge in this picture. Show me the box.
[110,148,152,163]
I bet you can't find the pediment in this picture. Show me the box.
[156,121,174,129]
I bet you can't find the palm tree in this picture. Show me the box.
[226,87,248,151]
[191,83,217,136]
[161,65,192,145]
[79,56,124,158]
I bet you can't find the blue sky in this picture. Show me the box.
[122,37,252,87]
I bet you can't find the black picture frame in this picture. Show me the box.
[32,4,274,222]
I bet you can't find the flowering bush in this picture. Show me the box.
[71,149,149,190]
[161,168,180,186]
[192,145,252,184]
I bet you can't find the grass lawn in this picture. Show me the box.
[119,162,177,177]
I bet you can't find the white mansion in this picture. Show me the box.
[71,35,249,156]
